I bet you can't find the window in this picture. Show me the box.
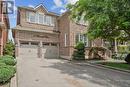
[0,14,3,23]
[26,12,30,22]
[117,41,127,45]
[75,33,89,47]
[20,42,29,46]
[38,14,43,24]
[46,16,50,25]
[43,43,49,46]
[51,17,55,26]
[65,33,67,47]
[26,12,55,26]
[27,12,36,23]
[31,42,39,46]
[51,43,57,46]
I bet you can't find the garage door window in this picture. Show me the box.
[31,42,39,46]
[20,42,29,46]
[51,43,57,47]
[43,43,50,46]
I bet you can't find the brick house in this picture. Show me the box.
[13,4,111,59]
[0,1,10,55]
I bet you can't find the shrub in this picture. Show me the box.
[118,45,129,53]
[0,65,16,84]
[3,41,15,57]
[73,42,85,60]
[1,55,15,59]
[0,63,6,66]
[125,53,130,64]
[0,58,16,66]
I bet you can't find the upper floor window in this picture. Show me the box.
[29,12,36,23]
[26,11,55,26]
[38,14,44,24]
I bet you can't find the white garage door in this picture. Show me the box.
[42,43,59,58]
[19,42,39,58]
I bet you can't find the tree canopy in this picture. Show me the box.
[67,0,130,40]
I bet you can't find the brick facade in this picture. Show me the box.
[0,0,9,55]
[13,4,111,59]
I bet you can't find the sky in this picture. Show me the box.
[9,0,78,28]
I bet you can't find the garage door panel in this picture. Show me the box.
[19,42,39,58]
[42,45,59,58]
[19,47,38,58]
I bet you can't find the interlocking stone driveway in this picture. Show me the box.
[17,57,130,87]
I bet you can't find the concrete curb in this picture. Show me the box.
[94,63,130,73]
[10,60,18,87]
[10,74,17,87]
[70,61,130,74]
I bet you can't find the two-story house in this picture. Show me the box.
[13,4,110,59]
[0,1,10,55]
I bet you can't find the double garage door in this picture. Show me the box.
[19,41,59,58]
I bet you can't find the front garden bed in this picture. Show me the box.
[0,55,16,87]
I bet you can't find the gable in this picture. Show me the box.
[35,5,47,14]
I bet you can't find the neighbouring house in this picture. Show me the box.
[0,1,10,55]
[12,4,111,59]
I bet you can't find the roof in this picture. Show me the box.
[18,4,60,17]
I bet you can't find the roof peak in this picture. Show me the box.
[18,3,60,16]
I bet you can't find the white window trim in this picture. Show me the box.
[26,11,55,26]
[0,14,3,24]
[76,33,89,47]
[65,33,67,47]
[27,12,36,23]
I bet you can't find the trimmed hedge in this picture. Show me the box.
[0,63,6,66]
[1,55,15,59]
[0,65,16,83]
[0,58,16,66]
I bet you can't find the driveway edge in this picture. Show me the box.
[94,63,130,73]
[70,61,130,74]
[10,74,17,87]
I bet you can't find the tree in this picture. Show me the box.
[3,41,15,56]
[67,0,130,40]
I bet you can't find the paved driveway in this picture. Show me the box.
[17,57,130,87]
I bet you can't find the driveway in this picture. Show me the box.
[17,57,130,87]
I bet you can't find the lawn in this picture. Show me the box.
[100,62,130,70]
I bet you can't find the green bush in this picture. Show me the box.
[0,63,6,66]
[1,55,15,59]
[73,42,85,60]
[0,58,16,66]
[3,41,15,57]
[0,65,16,83]
[117,45,129,53]
[125,53,130,64]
